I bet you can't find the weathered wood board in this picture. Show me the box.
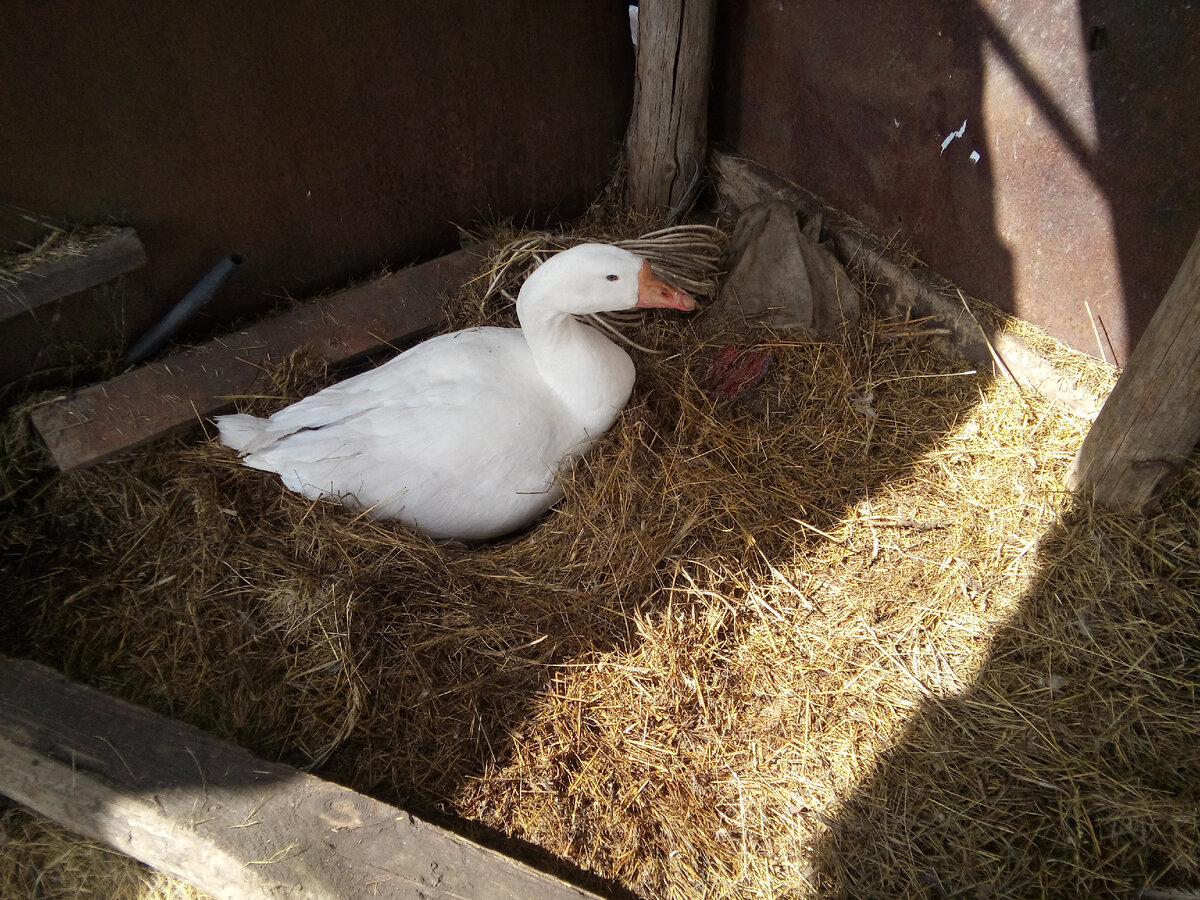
[627,0,717,216]
[30,244,488,472]
[0,226,147,321]
[0,656,602,900]
[1066,226,1200,512]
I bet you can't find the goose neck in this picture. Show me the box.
[518,304,636,432]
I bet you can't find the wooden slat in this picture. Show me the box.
[0,227,147,320]
[0,656,602,900]
[30,244,488,472]
[1065,226,1200,512]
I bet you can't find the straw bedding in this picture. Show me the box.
[2,215,1199,900]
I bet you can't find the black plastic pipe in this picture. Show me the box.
[123,252,245,366]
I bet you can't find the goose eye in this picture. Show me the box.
[606,274,619,281]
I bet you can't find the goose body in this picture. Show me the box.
[216,243,693,541]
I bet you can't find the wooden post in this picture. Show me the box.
[1065,226,1200,513]
[627,0,717,218]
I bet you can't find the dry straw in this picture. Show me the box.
[0,224,125,282]
[1,212,1197,900]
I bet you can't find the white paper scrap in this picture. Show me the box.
[940,119,968,154]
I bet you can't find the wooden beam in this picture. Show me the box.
[0,656,602,900]
[30,244,488,473]
[0,227,147,321]
[627,0,717,217]
[1065,226,1200,512]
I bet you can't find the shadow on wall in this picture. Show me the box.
[712,0,1014,337]
[711,0,1200,362]
[1078,1,1200,363]
[966,0,1200,363]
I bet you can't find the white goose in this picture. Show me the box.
[216,243,694,541]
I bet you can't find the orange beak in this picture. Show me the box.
[636,260,695,311]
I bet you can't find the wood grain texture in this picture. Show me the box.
[0,656,601,900]
[627,0,717,216]
[0,227,147,320]
[30,244,488,473]
[1065,227,1200,512]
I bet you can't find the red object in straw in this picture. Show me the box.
[703,344,774,400]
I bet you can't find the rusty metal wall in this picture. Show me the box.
[1,2,633,348]
[712,0,1200,363]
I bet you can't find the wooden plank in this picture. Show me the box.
[0,656,602,900]
[30,244,488,472]
[0,227,147,320]
[627,0,717,217]
[1065,226,1200,512]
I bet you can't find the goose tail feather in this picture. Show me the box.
[215,413,275,456]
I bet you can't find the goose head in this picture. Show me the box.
[518,243,695,318]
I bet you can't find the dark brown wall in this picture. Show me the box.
[1,2,633,346]
[712,0,1200,362]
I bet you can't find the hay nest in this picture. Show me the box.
[2,213,1199,900]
